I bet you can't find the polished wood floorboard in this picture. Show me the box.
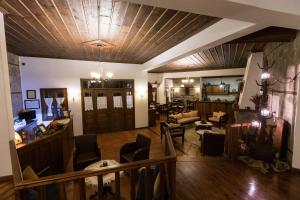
[97,122,300,200]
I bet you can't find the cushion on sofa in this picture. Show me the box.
[208,117,220,122]
[170,113,183,120]
[213,112,219,118]
[23,166,39,180]
[182,110,198,118]
[178,117,200,124]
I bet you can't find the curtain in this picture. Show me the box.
[84,96,93,111]
[113,96,123,108]
[56,97,64,108]
[97,96,107,109]
[126,95,133,109]
[44,98,53,116]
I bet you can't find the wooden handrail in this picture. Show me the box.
[11,130,177,200]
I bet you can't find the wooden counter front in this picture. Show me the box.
[196,101,234,121]
[16,119,74,174]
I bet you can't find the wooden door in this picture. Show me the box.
[109,90,126,132]
[94,89,110,133]
[82,89,97,134]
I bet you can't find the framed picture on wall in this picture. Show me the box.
[26,90,36,99]
[24,100,40,109]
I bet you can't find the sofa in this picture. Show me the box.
[168,110,200,125]
[207,111,228,127]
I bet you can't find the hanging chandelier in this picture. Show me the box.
[89,2,113,83]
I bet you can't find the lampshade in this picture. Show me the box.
[14,132,22,145]
[261,108,270,117]
[251,120,261,128]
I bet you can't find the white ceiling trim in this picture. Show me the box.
[142,18,265,71]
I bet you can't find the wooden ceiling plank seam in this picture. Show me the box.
[198,52,209,66]
[232,43,239,66]
[64,0,91,58]
[236,43,246,65]
[127,8,168,59]
[228,43,231,66]
[107,2,139,60]
[125,9,178,63]
[6,31,39,52]
[213,47,222,66]
[142,12,191,56]
[34,0,68,43]
[142,16,219,62]
[185,56,196,65]
[190,54,201,65]
[140,15,203,62]
[194,53,206,66]
[17,0,62,44]
[131,10,181,61]
[203,50,214,66]
[80,0,98,60]
[106,1,129,62]
[221,44,226,66]
[191,54,204,65]
[7,16,59,56]
[51,0,86,58]
[117,6,155,61]
[5,24,41,49]
[2,1,54,46]
[209,49,218,66]
[114,4,151,60]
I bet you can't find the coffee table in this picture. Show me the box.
[195,121,213,130]
[84,160,123,196]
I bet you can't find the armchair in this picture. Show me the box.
[74,134,101,171]
[120,134,151,164]
[207,111,228,128]
[160,121,185,144]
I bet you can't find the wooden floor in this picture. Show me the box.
[97,123,300,200]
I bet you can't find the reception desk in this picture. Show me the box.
[16,119,74,174]
[196,101,234,122]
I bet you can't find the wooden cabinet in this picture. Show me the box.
[81,79,135,134]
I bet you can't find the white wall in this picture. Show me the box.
[238,52,263,109]
[293,78,300,169]
[20,57,148,136]
[0,13,13,176]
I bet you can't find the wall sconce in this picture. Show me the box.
[261,72,270,80]
[251,120,261,128]
[180,84,185,87]
[219,81,225,88]
[68,88,80,102]
[174,87,180,93]
[261,108,271,117]
[195,87,200,93]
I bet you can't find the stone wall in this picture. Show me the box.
[7,52,22,117]
[264,31,300,162]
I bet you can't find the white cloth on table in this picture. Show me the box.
[56,97,64,108]
[44,98,53,116]
[84,160,123,193]
[126,95,133,109]
[97,96,107,109]
[84,96,93,111]
[113,96,123,108]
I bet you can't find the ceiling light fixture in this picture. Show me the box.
[89,3,113,82]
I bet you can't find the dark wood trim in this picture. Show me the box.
[0,175,13,183]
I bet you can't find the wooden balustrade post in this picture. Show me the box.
[145,167,151,200]
[168,161,176,200]
[77,179,86,200]
[115,171,120,199]
[97,175,104,200]
[130,169,137,200]
[159,164,166,200]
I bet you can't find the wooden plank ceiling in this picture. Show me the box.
[0,0,219,64]
[150,27,297,73]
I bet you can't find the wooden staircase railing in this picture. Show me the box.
[10,130,177,200]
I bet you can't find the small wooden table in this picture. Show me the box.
[195,121,213,130]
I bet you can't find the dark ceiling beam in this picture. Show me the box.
[228,26,297,43]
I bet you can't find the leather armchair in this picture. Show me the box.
[74,134,101,171]
[202,132,225,156]
[207,112,228,128]
[120,134,151,164]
